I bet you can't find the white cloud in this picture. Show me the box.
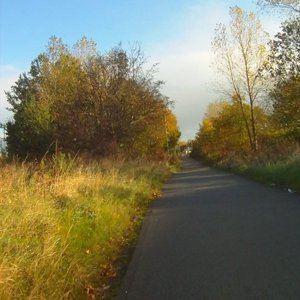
[149,2,229,140]
[0,66,19,124]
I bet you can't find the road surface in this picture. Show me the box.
[117,158,300,300]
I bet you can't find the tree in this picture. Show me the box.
[165,109,181,152]
[73,36,98,63]
[192,100,271,160]
[271,78,300,140]
[212,6,269,152]
[268,17,300,81]
[5,36,180,158]
[257,0,300,14]
[5,55,55,157]
[267,17,300,142]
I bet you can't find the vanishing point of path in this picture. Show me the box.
[117,158,300,300]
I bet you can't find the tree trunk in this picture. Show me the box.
[236,93,254,151]
[250,101,258,152]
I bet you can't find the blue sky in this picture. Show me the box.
[1,0,224,68]
[0,0,281,139]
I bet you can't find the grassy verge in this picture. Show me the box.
[241,156,300,192]
[197,152,300,193]
[0,155,173,299]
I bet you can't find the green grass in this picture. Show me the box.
[242,156,300,192]
[0,155,172,299]
[203,152,300,193]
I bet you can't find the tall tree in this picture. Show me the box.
[271,78,300,141]
[268,17,300,142]
[268,17,300,81]
[5,55,55,156]
[212,6,269,152]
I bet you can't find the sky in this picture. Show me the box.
[0,0,282,140]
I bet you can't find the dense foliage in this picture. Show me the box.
[6,37,180,158]
[268,17,300,80]
[192,100,272,161]
[269,17,300,142]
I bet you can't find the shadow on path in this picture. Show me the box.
[118,158,300,300]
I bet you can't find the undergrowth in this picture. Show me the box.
[0,154,171,299]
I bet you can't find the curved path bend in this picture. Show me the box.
[118,158,300,300]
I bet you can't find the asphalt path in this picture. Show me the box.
[117,158,300,300]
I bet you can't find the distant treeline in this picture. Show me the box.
[5,37,180,159]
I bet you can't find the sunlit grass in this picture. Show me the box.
[0,155,170,299]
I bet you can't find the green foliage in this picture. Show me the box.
[6,55,54,157]
[267,17,300,142]
[271,77,300,140]
[268,17,300,81]
[0,157,171,299]
[5,37,180,159]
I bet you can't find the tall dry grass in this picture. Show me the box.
[0,154,170,299]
